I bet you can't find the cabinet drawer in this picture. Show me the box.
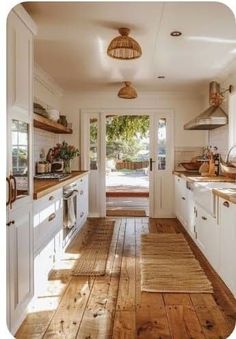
[77,175,88,192]
[34,205,63,254]
[33,189,63,254]
[34,188,63,212]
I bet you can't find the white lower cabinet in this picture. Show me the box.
[218,198,236,296]
[186,187,196,238]
[174,175,188,229]
[76,174,89,229]
[195,204,220,271]
[33,188,63,255]
[174,175,196,238]
[7,203,33,334]
[33,189,63,299]
[174,174,236,296]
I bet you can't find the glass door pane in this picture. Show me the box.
[157,118,167,170]
[89,117,98,170]
[11,119,29,198]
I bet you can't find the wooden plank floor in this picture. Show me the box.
[16,218,236,339]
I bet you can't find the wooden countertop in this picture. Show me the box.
[34,171,89,200]
[212,188,236,205]
[173,171,235,183]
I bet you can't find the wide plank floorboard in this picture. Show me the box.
[16,217,236,339]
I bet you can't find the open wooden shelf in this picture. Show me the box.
[33,114,73,134]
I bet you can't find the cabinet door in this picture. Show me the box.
[77,175,89,227]
[219,198,236,296]
[33,189,63,255]
[195,205,220,271]
[174,176,187,228]
[186,189,196,238]
[7,11,33,118]
[7,203,33,333]
[174,176,181,218]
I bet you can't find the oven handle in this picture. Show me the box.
[63,189,79,200]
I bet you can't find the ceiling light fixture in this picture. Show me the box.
[107,28,142,60]
[170,31,182,37]
[118,81,137,99]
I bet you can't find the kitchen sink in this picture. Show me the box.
[193,181,236,216]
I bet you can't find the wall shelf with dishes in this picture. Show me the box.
[33,114,72,134]
[33,100,72,134]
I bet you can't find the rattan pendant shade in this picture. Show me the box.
[118,82,137,99]
[107,28,142,60]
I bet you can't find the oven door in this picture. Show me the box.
[63,189,78,228]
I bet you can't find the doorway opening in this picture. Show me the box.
[105,115,150,217]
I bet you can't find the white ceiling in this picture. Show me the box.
[23,2,236,93]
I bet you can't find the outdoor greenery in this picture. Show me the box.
[106,116,149,161]
[106,115,149,141]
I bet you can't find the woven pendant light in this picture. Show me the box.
[107,28,142,60]
[118,82,137,99]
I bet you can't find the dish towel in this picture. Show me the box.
[63,195,76,229]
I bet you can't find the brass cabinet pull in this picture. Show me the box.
[48,213,56,222]
[182,197,186,200]
[49,195,54,201]
[202,216,207,221]
[223,201,230,208]
[6,177,11,206]
[6,220,15,227]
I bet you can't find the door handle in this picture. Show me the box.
[223,201,230,208]
[9,175,17,204]
[150,158,156,171]
[6,177,11,206]
[48,213,56,222]
[6,220,15,227]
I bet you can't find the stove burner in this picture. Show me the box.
[34,173,72,181]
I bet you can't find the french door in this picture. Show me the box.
[149,110,174,217]
[81,109,174,218]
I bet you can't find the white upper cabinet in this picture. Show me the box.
[7,8,35,121]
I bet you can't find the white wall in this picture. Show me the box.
[60,91,207,170]
[33,64,64,167]
[206,69,236,159]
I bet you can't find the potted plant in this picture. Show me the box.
[52,141,80,173]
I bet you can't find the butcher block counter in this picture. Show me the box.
[212,188,236,204]
[173,171,235,183]
[34,171,89,199]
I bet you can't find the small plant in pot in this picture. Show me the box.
[52,141,80,174]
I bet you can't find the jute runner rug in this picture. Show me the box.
[72,220,115,276]
[141,233,213,293]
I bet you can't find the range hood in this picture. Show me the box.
[184,81,232,130]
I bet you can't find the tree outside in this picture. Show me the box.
[106,115,150,192]
[106,115,149,164]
